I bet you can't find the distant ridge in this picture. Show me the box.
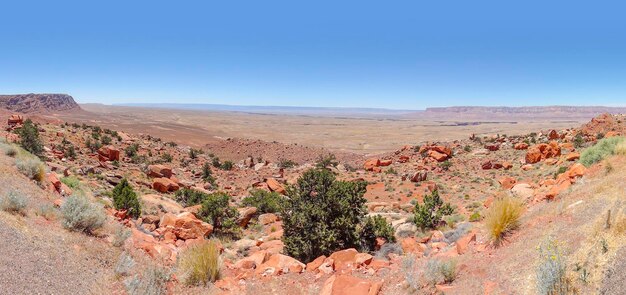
[425,106,626,114]
[114,103,418,117]
[0,94,81,113]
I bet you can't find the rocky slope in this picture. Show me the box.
[0,111,624,294]
[0,93,81,113]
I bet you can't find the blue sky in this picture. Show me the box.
[1,0,626,109]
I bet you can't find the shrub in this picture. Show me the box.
[424,259,457,285]
[61,195,106,234]
[315,153,338,169]
[197,192,240,239]
[615,140,626,156]
[573,133,585,149]
[0,191,27,215]
[61,176,81,190]
[359,215,396,253]
[580,136,625,167]
[375,242,403,260]
[126,266,169,295]
[281,168,367,263]
[211,157,221,168]
[401,255,421,291]
[175,188,209,207]
[101,135,112,145]
[16,119,43,156]
[484,195,523,246]
[201,162,216,186]
[220,160,233,171]
[469,211,482,222]
[241,189,284,215]
[35,204,57,220]
[536,238,571,295]
[160,153,173,163]
[111,179,141,218]
[125,144,139,158]
[112,224,131,247]
[438,160,452,171]
[413,190,454,230]
[189,148,203,159]
[16,157,45,182]
[278,158,297,169]
[177,239,221,286]
[114,252,135,277]
[2,143,18,157]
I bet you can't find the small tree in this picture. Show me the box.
[241,189,284,215]
[201,162,216,186]
[413,190,454,230]
[315,153,339,169]
[175,188,209,207]
[112,179,141,218]
[197,192,240,238]
[16,119,43,156]
[282,168,367,263]
[359,215,396,253]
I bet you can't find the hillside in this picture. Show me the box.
[0,93,81,113]
[0,111,624,294]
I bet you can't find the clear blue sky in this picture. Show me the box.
[1,0,626,109]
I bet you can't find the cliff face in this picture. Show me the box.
[0,94,81,113]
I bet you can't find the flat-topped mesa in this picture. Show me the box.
[0,93,81,113]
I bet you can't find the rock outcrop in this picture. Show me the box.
[0,94,81,113]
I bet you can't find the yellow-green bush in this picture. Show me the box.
[177,240,221,286]
[580,136,625,167]
[484,195,524,246]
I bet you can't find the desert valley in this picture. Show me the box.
[0,93,625,294]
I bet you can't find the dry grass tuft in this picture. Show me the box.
[485,195,524,246]
[177,239,221,286]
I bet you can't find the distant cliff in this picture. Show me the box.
[424,106,626,115]
[0,94,81,113]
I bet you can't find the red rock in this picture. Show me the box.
[329,248,359,270]
[372,167,382,173]
[364,158,381,171]
[266,178,286,195]
[566,152,580,161]
[306,255,327,272]
[401,237,426,254]
[548,130,559,140]
[158,212,212,240]
[498,177,517,190]
[255,254,305,276]
[47,173,62,191]
[430,145,452,156]
[368,258,390,270]
[481,161,493,170]
[320,274,382,295]
[525,141,561,164]
[7,114,24,126]
[152,177,179,193]
[502,161,513,170]
[605,131,620,137]
[147,164,173,178]
[410,170,428,183]
[456,232,476,254]
[354,253,373,266]
[238,207,257,228]
[485,144,500,151]
[398,155,410,163]
[379,159,392,167]
[97,146,120,162]
[235,250,270,270]
[428,150,449,162]
[514,142,529,150]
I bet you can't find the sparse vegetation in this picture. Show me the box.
[126,265,170,295]
[315,153,339,169]
[60,195,106,234]
[16,119,44,156]
[281,168,367,263]
[111,179,141,218]
[580,136,625,167]
[112,224,131,247]
[413,190,454,230]
[177,239,221,286]
[484,195,523,246]
[359,215,396,253]
[16,156,45,182]
[197,192,240,239]
[175,188,209,207]
[201,162,216,186]
[0,191,27,215]
[536,237,571,295]
[278,158,297,169]
[61,175,81,190]
[424,259,457,285]
[241,189,284,215]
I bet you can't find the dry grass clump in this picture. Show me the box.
[484,195,524,246]
[16,157,45,182]
[580,136,625,166]
[126,265,170,295]
[177,239,221,286]
[615,141,626,156]
[0,191,27,215]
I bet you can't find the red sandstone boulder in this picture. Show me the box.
[514,142,529,150]
[364,158,381,171]
[428,150,449,162]
[320,274,382,295]
[153,177,179,193]
[525,141,561,164]
[410,170,428,183]
[566,152,580,161]
[158,212,213,240]
[147,164,173,178]
[97,146,120,162]
[255,254,305,276]
[266,178,286,195]
[7,114,23,126]
[498,177,517,190]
